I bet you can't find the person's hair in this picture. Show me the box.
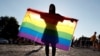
[49,4,56,14]
[94,32,97,34]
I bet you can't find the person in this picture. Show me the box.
[98,34,100,45]
[97,34,100,51]
[71,36,75,47]
[41,4,77,56]
[90,32,97,50]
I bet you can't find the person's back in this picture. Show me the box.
[41,4,77,56]
[43,4,58,56]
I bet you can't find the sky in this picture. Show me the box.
[0,0,100,39]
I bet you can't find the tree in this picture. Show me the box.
[0,16,19,43]
[0,16,9,37]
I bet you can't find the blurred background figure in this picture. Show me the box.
[90,32,97,50]
[97,34,100,51]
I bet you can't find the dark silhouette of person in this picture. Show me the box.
[40,4,77,56]
[90,32,97,50]
[97,34,100,51]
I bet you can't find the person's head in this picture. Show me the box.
[49,4,56,14]
[94,32,97,35]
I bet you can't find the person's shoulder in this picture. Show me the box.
[55,13,62,17]
[55,13,60,16]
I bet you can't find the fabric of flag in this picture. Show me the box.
[18,8,78,51]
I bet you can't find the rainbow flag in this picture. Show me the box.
[18,8,78,51]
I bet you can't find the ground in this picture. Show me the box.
[0,45,100,56]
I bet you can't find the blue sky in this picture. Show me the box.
[0,0,100,39]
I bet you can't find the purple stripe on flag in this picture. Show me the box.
[56,44,70,50]
[18,32,43,44]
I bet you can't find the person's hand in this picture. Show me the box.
[71,18,78,22]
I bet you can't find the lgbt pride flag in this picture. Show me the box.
[18,8,78,51]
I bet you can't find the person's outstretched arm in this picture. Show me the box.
[27,8,46,14]
[62,16,78,22]
[57,14,78,22]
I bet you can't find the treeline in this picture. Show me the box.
[0,16,34,44]
[0,16,19,43]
